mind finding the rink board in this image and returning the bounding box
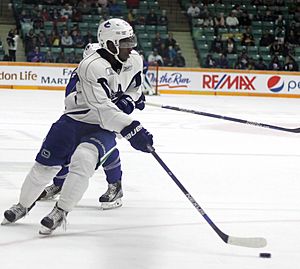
[0,62,299,98]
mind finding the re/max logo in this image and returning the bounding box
[203,74,256,90]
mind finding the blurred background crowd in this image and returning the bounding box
[0,0,299,71]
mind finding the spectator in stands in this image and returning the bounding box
[148,49,164,66]
[263,9,275,21]
[187,2,200,20]
[109,0,122,16]
[241,27,255,46]
[61,29,74,47]
[84,30,97,45]
[49,8,62,22]
[251,0,263,4]
[173,50,186,67]
[274,27,285,45]
[194,18,204,27]
[203,15,214,27]
[33,11,44,29]
[216,53,229,69]
[27,46,45,62]
[286,30,299,45]
[231,4,243,18]
[24,29,36,54]
[146,9,158,25]
[60,3,73,21]
[41,7,50,21]
[44,49,56,63]
[275,14,286,29]
[268,55,282,70]
[48,29,61,47]
[283,55,299,71]
[270,39,283,56]
[127,9,137,27]
[165,32,177,48]
[205,54,216,68]
[126,0,139,9]
[38,31,48,48]
[97,0,109,8]
[19,9,33,25]
[224,37,236,54]
[158,43,169,61]
[72,8,83,22]
[6,28,19,62]
[77,0,92,15]
[152,32,164,51]
[214,13,225,29]
[226,12,239,28]
[167,45,177,62]
[72,30,85,48]
[235,49,249,69]
[210,35,223,54]
[254,56,268,70]
[260,30,275,47]
[158,10,168,26]
[239,11,251,27]
[234,57,247,69]
[56,51,67,63]
[136,15,146,25]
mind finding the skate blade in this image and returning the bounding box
[39,193,60,201]
[1,218,12,225]
[100,199,122,210]
[39,226,54,236]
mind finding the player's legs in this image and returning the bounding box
[2,115,101,224]
[37,165,69,200]
[40,129,117,234]
[100,148,123,209]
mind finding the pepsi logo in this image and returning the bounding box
[267,76,284,92]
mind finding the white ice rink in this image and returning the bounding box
[0,90,300,269]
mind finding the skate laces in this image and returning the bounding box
[48,206,67,228]
[11,203,27,216]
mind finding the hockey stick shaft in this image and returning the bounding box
[147,102,300,133]
[147,145,267,248]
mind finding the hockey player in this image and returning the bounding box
[2,18,154,234]
[38,42,146,210]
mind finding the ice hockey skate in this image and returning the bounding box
[37,184,62,201]
[1,202,34,225]
[39,203,67,235]
[99,180,123,210]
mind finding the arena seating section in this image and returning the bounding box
[180,0,299,69]
[10,0,166,63]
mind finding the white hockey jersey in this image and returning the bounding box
[64,49,144,133]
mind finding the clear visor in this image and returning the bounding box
[119,35,137,48]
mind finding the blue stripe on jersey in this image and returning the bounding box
[65,69,79,97]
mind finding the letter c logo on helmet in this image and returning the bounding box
[104,21,111,28]
[97,18,135,56]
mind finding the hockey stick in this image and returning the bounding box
[147,145,267,248]
[147,102,300,133]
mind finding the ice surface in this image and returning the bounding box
[0,90,300,269]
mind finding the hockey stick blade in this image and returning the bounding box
[227,236,267,248]
[146,102,300,133]
[147,145,267,248]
